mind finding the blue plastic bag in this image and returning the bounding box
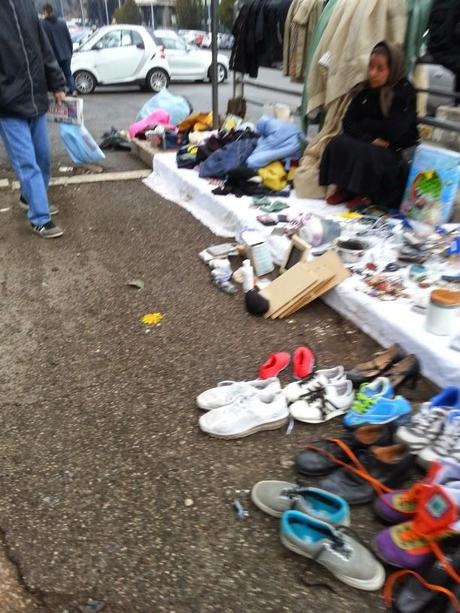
[59,123,105,165]
[136,89,192,126]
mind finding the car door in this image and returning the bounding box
[92,29,146,83]
[92,30,125,82]
[159,36,203,79]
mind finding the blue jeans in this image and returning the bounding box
[0,114,51,226]
[59,58,76,93]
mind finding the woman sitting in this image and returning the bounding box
[319,41,419,210]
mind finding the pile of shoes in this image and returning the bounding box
[197,344,423,438]
[197,346,316,438]
[251,481,386,592]
[196,338,460,608]
[374,461,460,612]
[396,387,460,468]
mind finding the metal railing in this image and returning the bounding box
[235,74,460,136]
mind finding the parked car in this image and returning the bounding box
[71,25,171,94]
[153,29,229,83]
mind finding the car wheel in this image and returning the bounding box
[208,63,228,84]
[74,70,96,95]
[147,68,170,93]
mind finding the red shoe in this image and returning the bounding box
[326,190,350,205]
[259,352,291,379]
[347,196,371,210]
[293,346,315,379]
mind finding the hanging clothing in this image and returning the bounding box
[428,0,460,97]
[231,0,294,77]
[319,77,419,208]
[283,0,323,81]
[283,0,302,77]
[306,0,407,114]
[404,0,434,75]
[300,0,340,122]
[294,93,353,198]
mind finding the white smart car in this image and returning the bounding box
[153,29,229,84]
[71,25,172,94]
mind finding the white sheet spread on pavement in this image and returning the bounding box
[145,152,460,388]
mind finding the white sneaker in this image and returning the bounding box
[284,367,345,404]
[417,410,460,468]
[396,404,449,452]
[196,377,281,410]
[199,390,288,438]
[289,380,354,424]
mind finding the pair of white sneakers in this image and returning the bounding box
[284,366,354,424]
[197,378,288,439]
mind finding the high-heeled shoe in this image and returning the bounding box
[385,355,420,390]
[347,343,404,387]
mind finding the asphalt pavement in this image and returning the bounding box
[0,155,437,612]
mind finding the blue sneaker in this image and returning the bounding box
[430,387,460,410]
[344,395,412,428]
[343,377,394,429]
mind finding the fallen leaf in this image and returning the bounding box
[142,312,164,326]
[127,279,144,290]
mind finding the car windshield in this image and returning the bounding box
[77,29,99,50]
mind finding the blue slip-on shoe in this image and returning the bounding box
[343,377,394,429]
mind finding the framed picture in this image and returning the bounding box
[280,234,310,274]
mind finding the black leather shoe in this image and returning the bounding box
[318,444,413,505]
[394,538,460,613]
[295,424,395,477]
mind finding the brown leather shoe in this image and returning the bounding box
[347,343,404,387]
[385,354,420,390]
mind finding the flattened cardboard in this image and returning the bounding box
[260,262,319,318]
[261,251,350,319]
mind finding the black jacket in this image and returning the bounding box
[343,79,420,151]
[428,0,460,74]
[0,0,66,118]
[42,15,73,62]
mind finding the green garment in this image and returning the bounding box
[300,0,340,129]
[404,0,434,74]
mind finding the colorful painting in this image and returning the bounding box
[401,145,460,225]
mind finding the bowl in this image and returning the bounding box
[336,238,370,264]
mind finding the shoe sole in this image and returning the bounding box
[280,534,385,591]
[31,228,64,239]
[202,416,288,439]
[290,406,349,424]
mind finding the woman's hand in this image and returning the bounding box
[372,138,390,148]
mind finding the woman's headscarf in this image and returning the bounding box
[371,41,405,117]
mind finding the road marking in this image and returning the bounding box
[0,179,9,189]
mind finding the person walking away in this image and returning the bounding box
[319,41,419,211]
[0,0,66,238]
[42,2,77,96]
